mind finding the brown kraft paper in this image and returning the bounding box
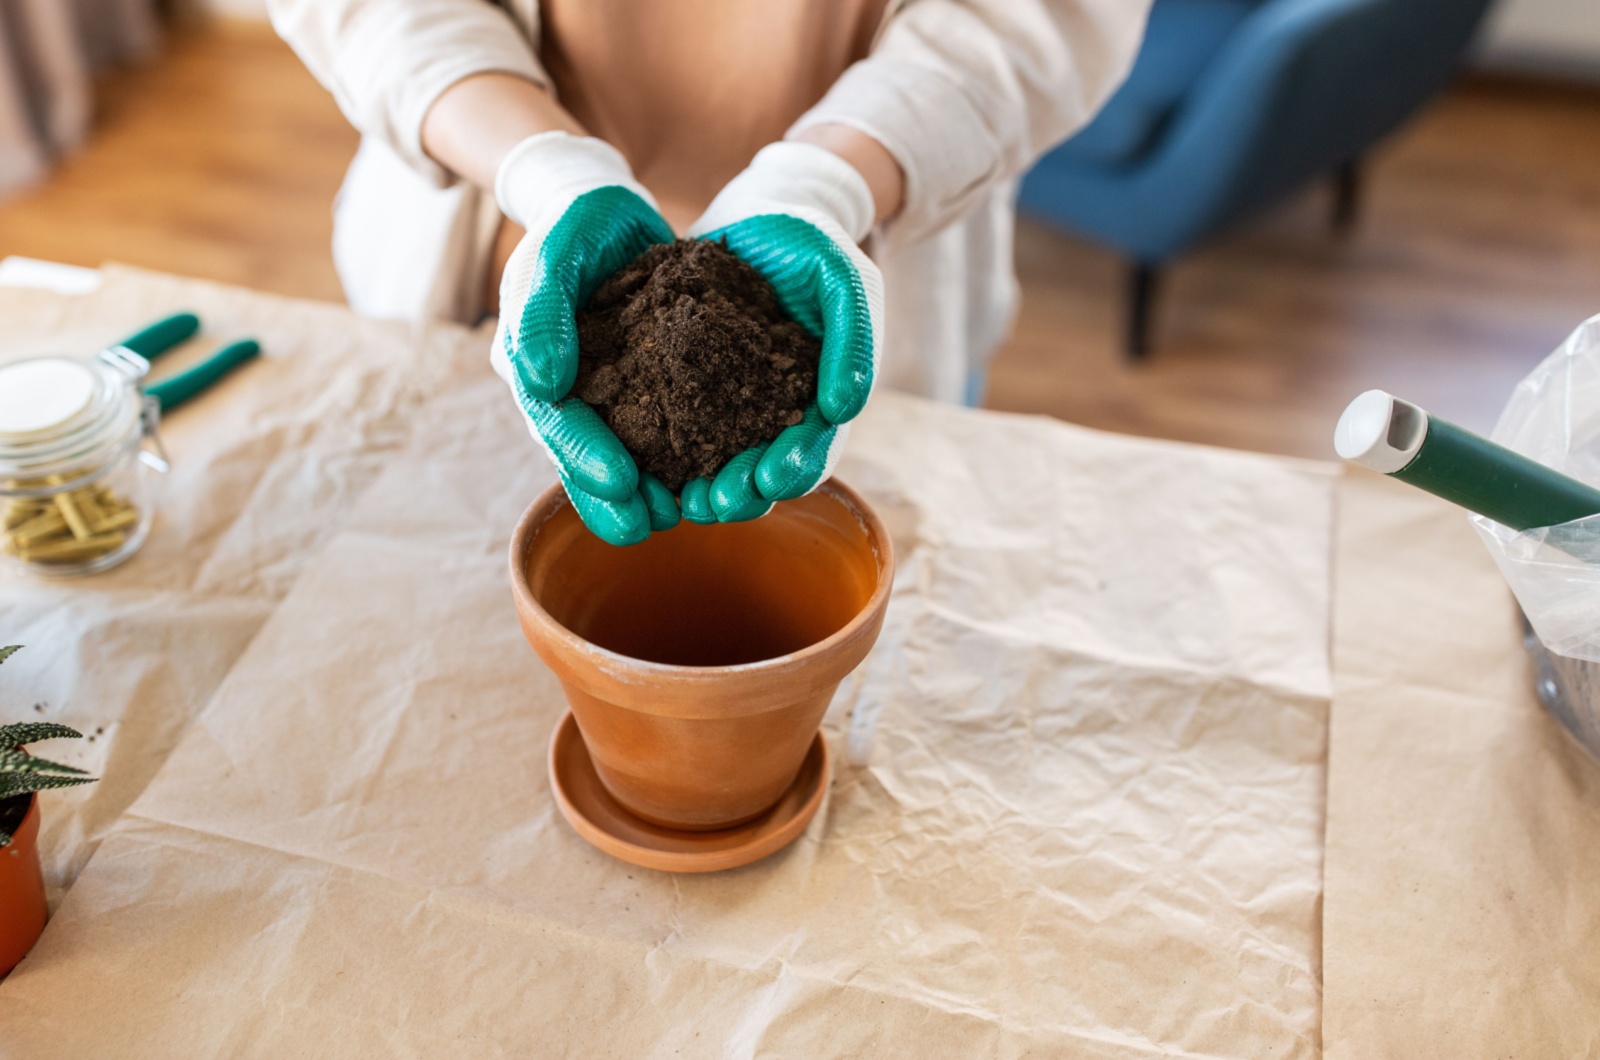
[1323,470,1600,1056]
[0,265,482,902]
[1,336,1335,1057]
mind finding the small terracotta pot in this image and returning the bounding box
[1,794,48,977]
[511,480,893,831]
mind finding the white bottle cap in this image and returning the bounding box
[1334,389,1428,474]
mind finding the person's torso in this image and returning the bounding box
[517,0,890,230]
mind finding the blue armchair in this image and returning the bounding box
[1017,0,1495,358]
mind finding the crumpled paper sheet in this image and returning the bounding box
[1323,470,1600,1057]
[0,265,481,898]
[0,340,1337,1059]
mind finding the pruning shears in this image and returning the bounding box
[110,312,260,413]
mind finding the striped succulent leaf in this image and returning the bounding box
[0,771,96,800]
[0,748,88,777]
[0,722,83,748]
[0,646,98,829]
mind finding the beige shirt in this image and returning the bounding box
[539,0,887,230]
[268,0,1150,402]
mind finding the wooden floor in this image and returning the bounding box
[0,22,356,302]
[3,22,1598,459]
[994,76,1600,456]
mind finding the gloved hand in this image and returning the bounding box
[491,131,680,545]
[685,141,884,524]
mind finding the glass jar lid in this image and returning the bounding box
[0,350,148,486]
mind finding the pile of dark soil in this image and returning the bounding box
[574,239,819,493]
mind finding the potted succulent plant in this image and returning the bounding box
[1,646,96,977]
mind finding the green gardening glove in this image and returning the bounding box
[683,141,885,524]
[491,132,680,545]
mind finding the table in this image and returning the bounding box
[0,266,1594,1057]
[1325,472,1600,1056]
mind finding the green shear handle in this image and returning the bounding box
[114,312,261,413]
[117,312,200,359]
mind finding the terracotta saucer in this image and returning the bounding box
[547,712,830,873]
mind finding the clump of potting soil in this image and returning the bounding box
[573,239,819,493]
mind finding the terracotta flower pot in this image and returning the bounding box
[511,479,893,831]
[1,794,48,977]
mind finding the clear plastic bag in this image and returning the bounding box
[1472,313,1600,663]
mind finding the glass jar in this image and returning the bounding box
[0,346,167,576]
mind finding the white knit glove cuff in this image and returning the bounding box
[493,131,658,230]
[687,141,875,245]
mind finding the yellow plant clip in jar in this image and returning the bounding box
[0,346,168,576]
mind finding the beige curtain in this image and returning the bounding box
[0,0,158,196]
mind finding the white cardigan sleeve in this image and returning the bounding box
[267,0,547,187]
[788,0,1150,242]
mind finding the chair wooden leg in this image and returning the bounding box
[1127,262,1160,361]
[1332,159,1363,233]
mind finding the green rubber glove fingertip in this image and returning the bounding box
[639,473,681,532]
[563,478,651,546]
[756,407,837,501]
[531,400,639,503]
[528,342,577,405]
[712,447,774,522]
[680,478,717,524]
[819,383,869,427]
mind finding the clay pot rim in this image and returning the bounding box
[509,478,895,680]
